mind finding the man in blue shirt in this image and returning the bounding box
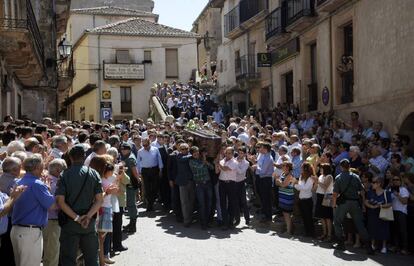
[333,142,350,176]
[252,143,275,223]
[291,148,303,179]
[11,154,55,266]
[137,138,163,212]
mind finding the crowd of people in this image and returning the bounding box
[0,80,413,266]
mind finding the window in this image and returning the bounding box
[116,50,131,64]
[308,42,318,111]
[144,50,152,62]
[340,23,353,104]
[18,94,22,119]
[235,50,241,75]
[165,48,179,78]
[120,87,132,113]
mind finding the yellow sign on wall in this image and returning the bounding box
[102,90,111,100]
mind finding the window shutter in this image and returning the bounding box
[144,50,152,61]
[165,48,178,78]
[116,50,131,64]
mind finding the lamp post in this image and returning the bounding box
[56,37,72,122]
[58,37,72,59]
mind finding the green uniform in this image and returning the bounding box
[333,171,369,241]
[122,153,138,219]
[56,163,103,266]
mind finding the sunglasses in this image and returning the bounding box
[392,179,401,181]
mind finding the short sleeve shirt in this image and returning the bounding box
[56,164,102,215]
[122,154,137,179]
[333,172,363,200]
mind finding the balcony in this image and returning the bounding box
[224,0,267,39]
[286,0,315,32]
[266,7,290,45]
[316,0,350,13]
[235,54,260,82]
[0,0,45,86]
[55,0,71,37]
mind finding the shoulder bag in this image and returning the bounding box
[379,191,394,221]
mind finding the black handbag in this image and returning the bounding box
[58,169,90,227]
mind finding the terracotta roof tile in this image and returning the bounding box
[86,18,199,38]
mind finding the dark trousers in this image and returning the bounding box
[0,218,15,266]
[334,200,369,242]
[171,184,183,220]
[142,167,159,208]
[112,207,123,249]
[236,181,250,222]
[257,176,273,220]
[159,174,171,209]
[219,180,238,226]
[299,198,315,237]
[393,211,408,250]
[195,182,213,226]
[60,221,99,266]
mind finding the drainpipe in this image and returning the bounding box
[97,34,102,122]
[246,31,250,110]
[329,16,334,112]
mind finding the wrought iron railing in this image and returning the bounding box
[235,54,260,80]
[266,7,284,40]
[0,0,44,62]
[58,56,74,78]
[239,0,267,24]
[224,5,240,35]
[286,0,315,26]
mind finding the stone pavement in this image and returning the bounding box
[113,208,413,266]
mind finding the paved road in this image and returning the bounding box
[112,207,412,266]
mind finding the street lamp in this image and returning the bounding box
[58,38,72,59]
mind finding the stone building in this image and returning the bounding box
[265,0,414,140]
[210,0,272,116]
[0,0,71,121]
[192,2,222,78]
[63,5,198,122]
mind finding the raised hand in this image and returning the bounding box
[10,185,28,200]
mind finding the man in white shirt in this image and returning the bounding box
[236,127,249,145]
[235,146,250,226]
[216,147,238,230]
[84,140,107,166]
[288,135,302,154]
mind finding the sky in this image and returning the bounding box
[153,0,210,31]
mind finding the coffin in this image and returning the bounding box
[183,129,222,158]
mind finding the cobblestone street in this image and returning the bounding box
[113,207,413,266]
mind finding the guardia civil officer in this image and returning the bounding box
[332,159,374,254]
[56,145,104,266]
